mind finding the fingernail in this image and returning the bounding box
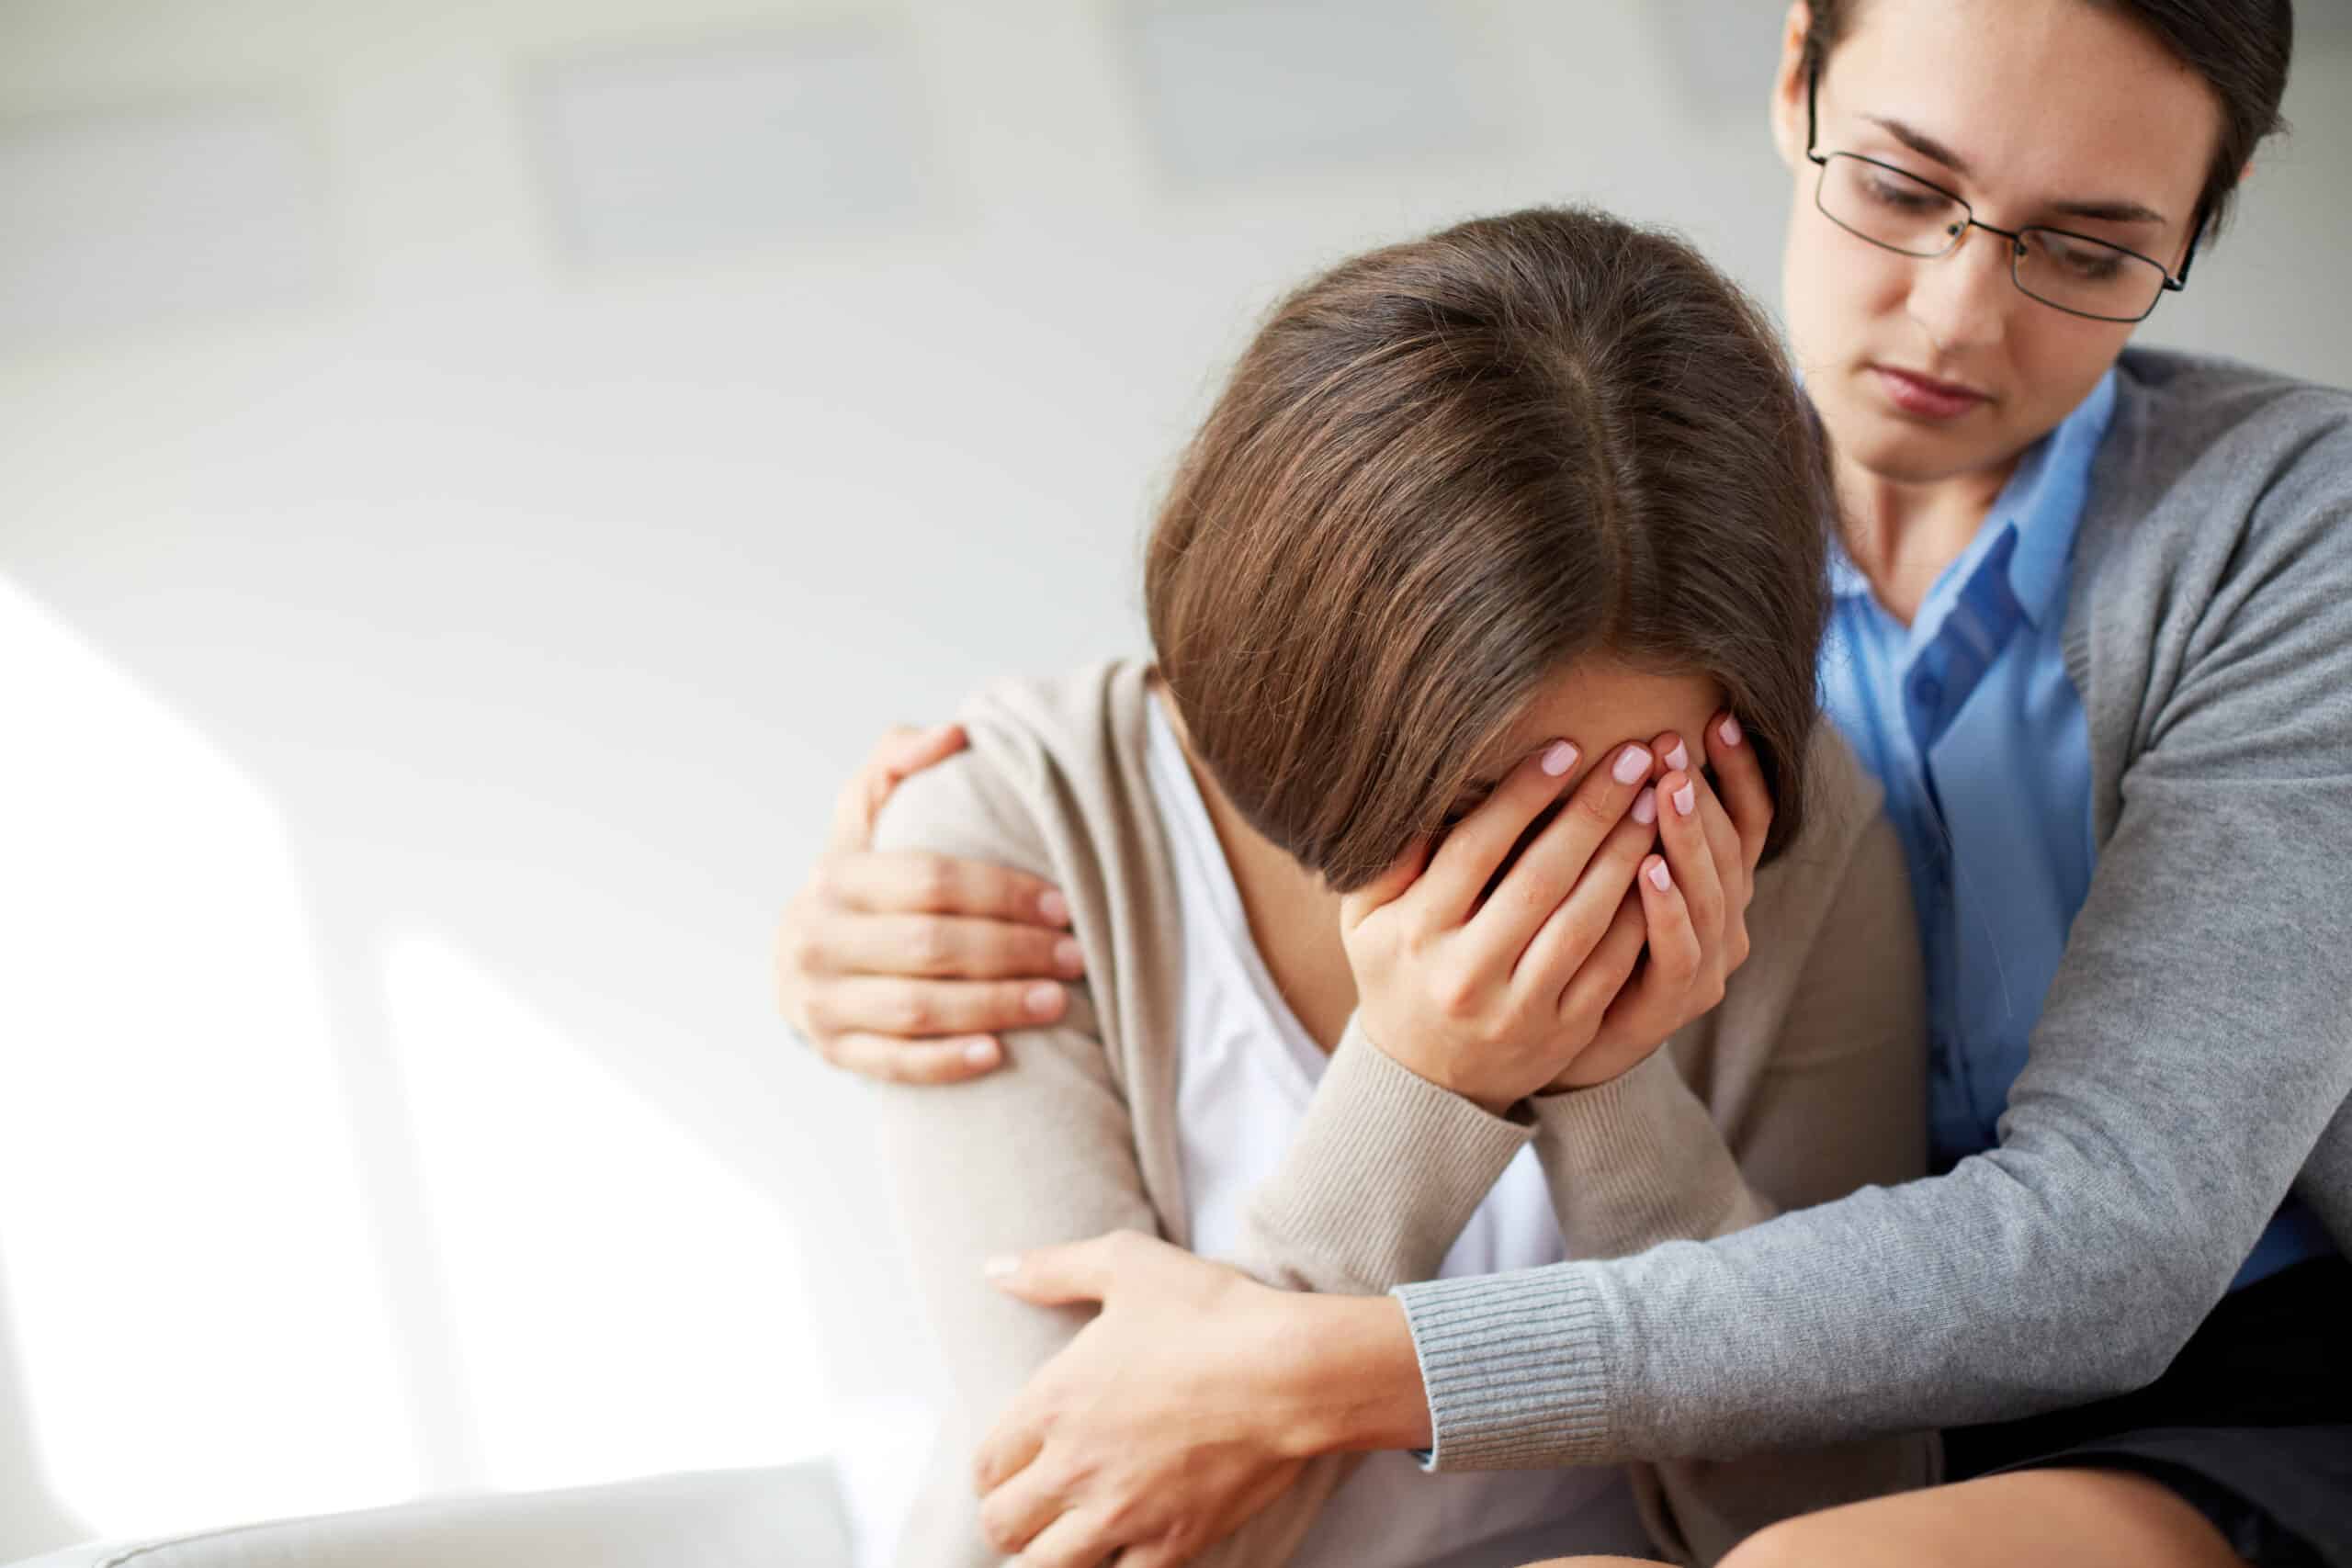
[1024,982,1063,1018]
[983,1255,1020,1280]
[964,1039,1001,1067]
[1719,715,1743,748]
[1673,782,1696,817]
[1612,746,1651,785]
[1541,740,1579,777]
[1647,859,1673,892]
[1665,739,1689,773]
[1632,786,1657,825]
[1053,937,1085,975]
[1038,889,1071,925]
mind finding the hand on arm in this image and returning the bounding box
[777,722,1084,1083]
[975,1235,1432,1568]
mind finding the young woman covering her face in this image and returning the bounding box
[786,1,2352,1563]
[866,208,1933,1568]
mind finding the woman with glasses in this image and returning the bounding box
[783,1,2350,1564]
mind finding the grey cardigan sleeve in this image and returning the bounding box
[1396,412,2352,1472]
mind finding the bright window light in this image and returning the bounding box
[380,928,829,1491]
[0,578,416,1537]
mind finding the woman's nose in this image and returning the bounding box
[1905,222,2015,357]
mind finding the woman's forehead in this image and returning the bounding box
[1496,661,1722,761]
[1827,0,2217,231]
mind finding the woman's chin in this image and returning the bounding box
[1826,399,2007,489]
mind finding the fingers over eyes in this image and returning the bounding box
[1551,890,1650,1030]
[1653,770,1727,938]
[1419,740,1583,920]
[1500,803,1656,987]
[1704,710,1772,874]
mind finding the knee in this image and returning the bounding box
[1721,1506,1931,1568]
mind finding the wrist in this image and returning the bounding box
[1351,1010,1521,1118]
[1260,1290,1433,1458]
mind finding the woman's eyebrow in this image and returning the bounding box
[1861,113,2169,226]
[1863,113,1975,176]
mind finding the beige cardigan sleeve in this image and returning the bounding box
[866,732,1498,1568]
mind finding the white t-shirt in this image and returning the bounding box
[1142,694,1648,1568]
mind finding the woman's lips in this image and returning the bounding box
[1871,364,1990,421]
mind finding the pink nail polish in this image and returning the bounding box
[1038,889,1071,925]
[1053,937,1085,974]
[1613,746,1651,785]
[1025,983,1062,1018]
[1665,740,1689,773]
[1647,860,1673,892]
[1541,740,1578,777]
[964,1039,1000,1067]
[1673,782,1696,817]
[1718,715,1743,748]
[1632,787,1657,826]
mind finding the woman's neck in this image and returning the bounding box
[1836,449,2017,626]
[1154,683,1357,1053]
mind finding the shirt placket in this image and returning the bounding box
[1906,537,2023,1161]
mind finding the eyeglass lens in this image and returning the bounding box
[1816,154,2167,321]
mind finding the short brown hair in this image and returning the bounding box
[1146,207,1833,894]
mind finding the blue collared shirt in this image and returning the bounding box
[1818,368,2332,1292]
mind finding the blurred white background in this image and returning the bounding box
[2,0,2347,1560]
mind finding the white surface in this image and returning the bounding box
[0,1463,852,1568]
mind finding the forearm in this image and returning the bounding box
[1281,1292,1435,1456]
[1232,1019,1534,1294]
[1529,1048,1773,1261]
[1395,1142,2265,1472]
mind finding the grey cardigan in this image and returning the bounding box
[1385,347,2352,1468]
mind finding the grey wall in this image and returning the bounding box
[1,0,2346,1558]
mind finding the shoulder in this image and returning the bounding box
[2101,349,2352,547]
[2111,347,2352,443]
[1776,720,1889,885]
[868,658,1157,882]
[1742,722,1902,976]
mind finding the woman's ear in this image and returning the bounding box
[1768,1,1814,171]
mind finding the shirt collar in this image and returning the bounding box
[1824,367,2118,628]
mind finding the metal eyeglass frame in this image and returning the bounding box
[1804,62,2201,323]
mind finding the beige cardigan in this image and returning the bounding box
[867,660,1933,1567]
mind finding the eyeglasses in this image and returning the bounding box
[1804,64,2200,323]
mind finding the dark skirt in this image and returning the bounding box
[1942,1255,2352,1568]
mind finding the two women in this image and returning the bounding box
[787,0,2352,1563]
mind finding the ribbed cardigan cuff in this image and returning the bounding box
[1242,1018,1533,1291]
[1394,1262,1612,1472]
[1529,1047,1752,1258]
